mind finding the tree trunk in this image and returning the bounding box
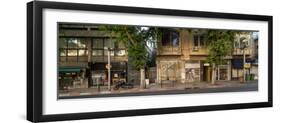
[211,64,216,85]
[140,68,145,89]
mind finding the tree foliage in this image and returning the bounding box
[206,30,236,65]
[99,25,160,70]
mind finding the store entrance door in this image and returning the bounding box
[216,65,228,80]
[203,66,211,82]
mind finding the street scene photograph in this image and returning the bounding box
[57,23,259,99]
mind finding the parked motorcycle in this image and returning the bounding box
[113,80,134,90]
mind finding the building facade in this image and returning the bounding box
[156,29,258,84]
[58,23,128,89]
[58,23,258,90]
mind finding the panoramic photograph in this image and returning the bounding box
[57,23,259,99]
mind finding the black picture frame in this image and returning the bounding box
[27,1,273,122]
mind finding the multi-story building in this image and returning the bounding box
[58,23,128,89]
[156,28,258,84]
[232,32,258,80]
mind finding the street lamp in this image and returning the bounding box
[240,37,248,83]
[104,47,112,91]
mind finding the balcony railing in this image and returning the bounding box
[233,48,251,55]
[157,46,181,55]
[189,46,208,55]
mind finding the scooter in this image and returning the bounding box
[113,80,134,90]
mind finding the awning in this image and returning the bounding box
[232,59,243,69]
[232,58,257,69]
[59,67,82,73]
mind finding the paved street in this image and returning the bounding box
[59,80,258,99]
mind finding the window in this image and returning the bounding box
[59,38,67,48]
[92,38,103,49]
[115,50,126,56]
[104,38,114,48]
[234,35,250,49]
[78,50,88,56]
[92,38,127,57]
[59,49,67,56]
[117,42,125,49]
[78,40,87,48]
[92,38,104,57]
[58,38,88,62]
[104,50,115,56]
[67,50,77,56]
[234,37,240,48]
[193,34,205,48]
[67,38,78,48]
[162,29,179,47]
[92,50,103,56]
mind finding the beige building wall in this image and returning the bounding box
[157,29,246,83]
[156,29,209,83]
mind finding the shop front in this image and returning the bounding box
[157,60,181,84]
[159,61,178,80]
[232,58,258,81]
[58,67,85,90]
[216,65,229,81]
[90,62,128,87]
[184,61,201,82]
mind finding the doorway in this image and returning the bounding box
[203,66,211,82]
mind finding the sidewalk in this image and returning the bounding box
[59,80,258,98]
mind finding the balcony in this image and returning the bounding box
[233,48,252,55]
[157,46,181,55]
[189,46,208,56]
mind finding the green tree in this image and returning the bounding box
[99,25,160,88]
[206,30,235,84]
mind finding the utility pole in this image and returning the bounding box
[105,47,111,91]
[243,46,246,83]
[108,48,111,91]
[238,33,247,83]
[241,36,248,83]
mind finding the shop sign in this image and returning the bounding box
[204,63,210,66]
[185,63,200,68]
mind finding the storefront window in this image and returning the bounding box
[216,65,229,80]
[185,61,200,82]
